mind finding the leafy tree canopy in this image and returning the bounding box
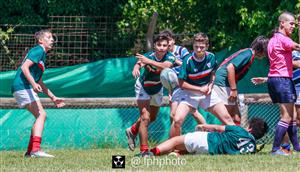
[0,0,299,53]
[118,0,300,51]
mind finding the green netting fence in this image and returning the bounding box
[0,97,282,150]
[0,56,293,150]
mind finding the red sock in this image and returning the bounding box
[234,121,241,126]
[140,144,149,152]
[150,147,160,155]
[130,123,138,136]
[26,135,33,153]
[31,136,42,152]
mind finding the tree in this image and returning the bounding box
[118,0,300,52]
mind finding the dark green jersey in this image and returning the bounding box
[178,52,217,86]
[11,45,46,93]
[207,125,256,155]
[139,51,175,95]
[214,48,255,87]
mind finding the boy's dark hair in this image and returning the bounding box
[160,29,174,39]
[250,36,269,57]
[154,34,169,44]
[193,32,209,45]
[248,117,268,140]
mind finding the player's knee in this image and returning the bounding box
[222,115,234,125]
[280,114,292,123]
[140,108,149,115]
[173,118,183,128]
[37,110,47,120]
[170,111,176,119]
[140,114,150,124]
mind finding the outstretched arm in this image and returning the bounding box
[227,63,238,102]
[292,42,300,51]
[251,77,267,85]
[135,53,173,70]
[38,79,65,108]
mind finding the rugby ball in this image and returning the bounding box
[160,68,179,91]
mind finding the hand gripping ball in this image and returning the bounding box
[160,68,179,92]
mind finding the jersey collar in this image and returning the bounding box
[192,52,206,62]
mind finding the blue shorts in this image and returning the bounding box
[267,77,296,103]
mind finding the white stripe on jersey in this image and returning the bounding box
[293,73,300,81]
[144,80,161,85]
[189,68,213,77]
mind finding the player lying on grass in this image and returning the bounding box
[149,118,268,156]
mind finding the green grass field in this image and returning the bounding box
[0,145,299,172]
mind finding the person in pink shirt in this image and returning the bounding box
[267,11,300,155]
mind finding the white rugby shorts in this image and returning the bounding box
[13,89,40,108]
[200,85,236,109]
[171,88,205,109]
[184,131,209,154]
[135,79,163,107]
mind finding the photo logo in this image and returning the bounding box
[130,156,186,168]
[112,155,125,168]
